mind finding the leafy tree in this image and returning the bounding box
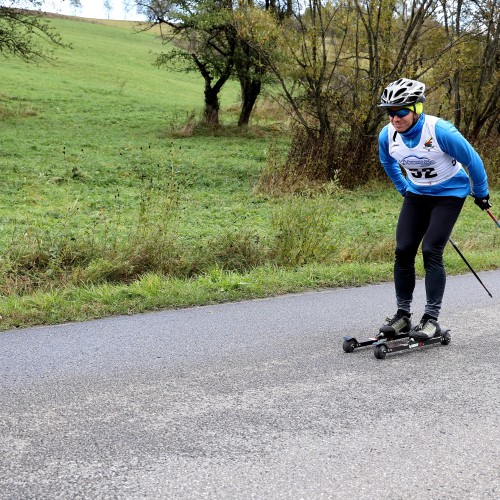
[232,0,293,127]
[137,0,237,127]
[137,0,291,127]
[0,0,67,62]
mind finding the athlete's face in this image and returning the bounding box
[388,107,416,133]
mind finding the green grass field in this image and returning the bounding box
[0,16,498,330]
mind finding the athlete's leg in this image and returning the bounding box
[421,196,466,318]
[394,193,430,314]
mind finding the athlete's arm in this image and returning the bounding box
[434,120,489,198]
[378,125,409,196]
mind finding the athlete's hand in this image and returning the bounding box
[474,194,492,211]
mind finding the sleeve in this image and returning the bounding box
[434,120,489,198]
[378,125,409,196]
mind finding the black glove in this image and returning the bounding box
[474,194,492,211]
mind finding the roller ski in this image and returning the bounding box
[342,312,412,353]
[373,318,451,359]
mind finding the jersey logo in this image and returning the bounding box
[424,137,434,150]
[399,155,436,167]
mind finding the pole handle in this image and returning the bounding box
[470,193,499,229]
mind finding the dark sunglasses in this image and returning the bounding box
[387,108,412,118]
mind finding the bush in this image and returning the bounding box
[257,126,383,194]
[270,193,337,266]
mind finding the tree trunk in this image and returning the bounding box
[189,39,235,128]
[238,78,261,127]
[204,83,220,126]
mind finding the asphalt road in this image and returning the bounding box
[1,270,499,499]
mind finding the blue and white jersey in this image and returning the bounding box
[378,113,489,198]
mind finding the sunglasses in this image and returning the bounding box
[387,108,412,118]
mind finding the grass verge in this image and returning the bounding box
[1,245,499,330]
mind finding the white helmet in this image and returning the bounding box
[379,78,426,107]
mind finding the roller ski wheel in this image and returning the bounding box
[342,339,357,353]
[374,344,388,359]
[373,329,451,359]
[440,330,451,345]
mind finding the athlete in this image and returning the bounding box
[377,78,491,341]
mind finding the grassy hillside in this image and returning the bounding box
[0,16,498,330]
[0,16,269,262]
[1,17,241,154]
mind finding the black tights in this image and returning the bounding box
[395,193,465,318]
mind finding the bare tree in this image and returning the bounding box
[123,0,134,19]
[465,0,499,139]
[437,0,500,139]
[103,0,113,19]
[240,0,468,186]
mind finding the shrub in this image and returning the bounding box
[270,193,337,266]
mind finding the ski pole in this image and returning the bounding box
[485,208,500,229]
[448,237,493,298]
